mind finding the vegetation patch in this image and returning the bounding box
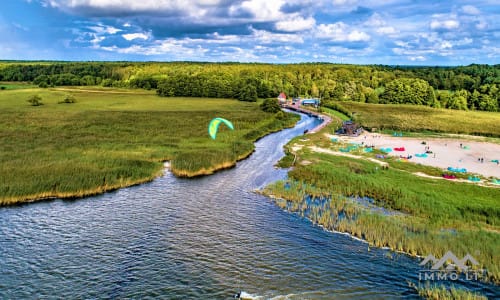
[341,101,500,137]
[0,87,298,205]
[263,103,500,288]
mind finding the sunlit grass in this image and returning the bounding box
[0,87,299,205]
[338,101,500,137]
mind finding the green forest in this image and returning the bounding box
[0,62,499,111]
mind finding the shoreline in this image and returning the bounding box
[1,113,303,206]
[261,190,499,285]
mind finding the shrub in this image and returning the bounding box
[59,94,76,104]
[260,98,281,113]
[27,95,43,106]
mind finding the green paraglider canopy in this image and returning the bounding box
[208,117,234,139]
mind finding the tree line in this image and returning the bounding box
[0,62,498,111]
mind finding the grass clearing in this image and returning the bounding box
[0,87,298,205]
[0,82,37,90]
[338,101,500,137]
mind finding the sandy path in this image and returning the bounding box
[310,146,388,166]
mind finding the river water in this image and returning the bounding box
[1,114,498,299]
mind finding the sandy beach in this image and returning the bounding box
[330,132,500,178]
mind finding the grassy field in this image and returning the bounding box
[262,103,500,292]
[0,87,298,205]
[338,101,500,137]
[0,82,37,90]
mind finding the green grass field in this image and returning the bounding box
[0,87,298,205]
[339,101,500,137]
[0,82,37,90]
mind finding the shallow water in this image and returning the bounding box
[1,114,498,299]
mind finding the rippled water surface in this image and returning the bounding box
[1,114,498,299]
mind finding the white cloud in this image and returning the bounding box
[430,19,459,30]
[332,0,357,6]
[364,13,385,27]
[88,24,121,35]
[250,28,304,44]
[376,26,397,35]
[122,32,149,41]
[439,41,452,49]
[275,16,315,32]
[476,20,487,30]
[409,55,426,61]
[363,13,398,36]
[316,22,370,42]
[461,5,480,15]
[238,0,284,21]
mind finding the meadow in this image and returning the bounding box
[0,86,298,205]
[262,103,500,289]
[339,101,500,137]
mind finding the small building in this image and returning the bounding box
[301,98,320,107]
[338,120,363,136]
[277,92,287,104]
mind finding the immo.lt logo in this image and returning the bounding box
[418,251,483,281]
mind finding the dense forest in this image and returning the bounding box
[0,62,499,111]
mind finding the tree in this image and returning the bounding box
[27,95,43,106]
[380,78,435,106]
[478,94,498,111]
[238,84,257,102]
[260,98,281,113]
[470,90,480,109]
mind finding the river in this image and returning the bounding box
[0,113,498,299]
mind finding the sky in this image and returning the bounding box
[0,0,499,65]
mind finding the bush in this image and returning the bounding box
[260,98,281,113]
[27,95,43,106]
[0,86,6,90]
[59,94,76,104]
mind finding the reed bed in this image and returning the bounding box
[262,151,500,284]
[411,283,488,300]
[0,87,298,205]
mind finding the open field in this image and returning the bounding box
[339,101,500,137]
[263,104,500,287]
[0,87,298,205]
[0,82,37,90]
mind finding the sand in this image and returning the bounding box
[328,132,500,178]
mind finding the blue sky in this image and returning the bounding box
[1,0,499,65]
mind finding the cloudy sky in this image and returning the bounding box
[1,0,499,65]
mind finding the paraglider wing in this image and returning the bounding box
[208,117,234,139]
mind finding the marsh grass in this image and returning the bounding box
[263,147,500,283]
[411,283,488,300]
[0,87,298,205]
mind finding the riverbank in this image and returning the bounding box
[0,87,299,205]
[261,107,500,291]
